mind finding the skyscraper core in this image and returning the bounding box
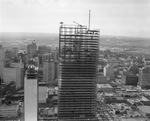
[58,23,100,121]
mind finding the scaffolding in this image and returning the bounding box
[58,23,99,121]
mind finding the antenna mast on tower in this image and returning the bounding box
[89,10,91,29]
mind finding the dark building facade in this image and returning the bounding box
[27,40,37,59]
[139,66,150,89]
[58,23,99,121]
[126,74,138,86]
[122,74,138,86]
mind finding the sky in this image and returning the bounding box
[0,0,150,38]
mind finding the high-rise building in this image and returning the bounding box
[52,50,58,61]
[43,60,55,84]
[0,46,5,78]
[139,66,150,89]
[42,53,52,63]
[46,45,52,53]
[58,23,99,121]
[12,47,19,57]
[24,65,38,121]
[27,40,37,59]
[54,61,59,79]
[38,45,47,54]
[32,57,40,67]
[121,73,138,86]
[3,67,24,89]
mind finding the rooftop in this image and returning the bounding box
[138,106,150,114]
[0,104,18,111]
[97,84,112,88]
[39,86,47,103]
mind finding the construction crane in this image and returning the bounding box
[73,10,91,30]
[73,21,84,27]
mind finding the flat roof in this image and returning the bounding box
[97,84,112,88]
[39,86,47,103]
[0,104,18,111]
[138,106,150,114]
[116,96,124,100]
[122,118,147,121]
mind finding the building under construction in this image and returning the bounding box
[58,23,100,121]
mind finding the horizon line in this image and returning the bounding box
[0,31,150,39]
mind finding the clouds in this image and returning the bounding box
[0,0,150,37]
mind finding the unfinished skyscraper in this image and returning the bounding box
[58,23,100,121]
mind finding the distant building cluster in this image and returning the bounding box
[0,40,59,120]
[0,40,59,89]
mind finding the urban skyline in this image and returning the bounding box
[1,30,150,120]
[1,0,150,121]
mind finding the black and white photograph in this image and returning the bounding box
[0,0,150,121]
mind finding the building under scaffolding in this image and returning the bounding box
[58,23,99,121]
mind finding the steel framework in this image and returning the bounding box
[58,23,99,121]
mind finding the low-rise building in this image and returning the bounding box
[97,75,107,84]
[138,106,150,118]
[97,84,113,93]
[0,104,19,119]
